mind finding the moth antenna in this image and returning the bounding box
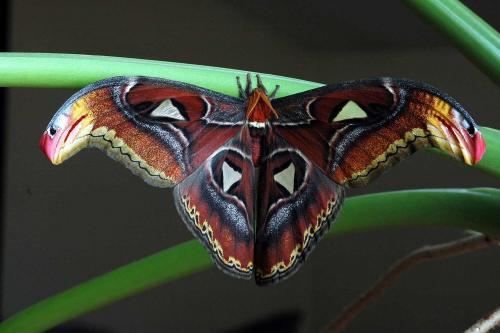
[245,73,252,96]
[256,74,268,94]
[268,85,280,99]
[236,76,245,98]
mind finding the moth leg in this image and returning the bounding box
[268,84,280,99]
[236,76,246,98]
[245,73,253,96]
[256,74,267,94]
[256,74,279,98]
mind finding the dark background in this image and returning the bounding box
[2,1,499,332]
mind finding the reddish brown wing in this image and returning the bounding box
[174,128,255,278]
[40,76,245,187]
[41,76,256,279]
[255,134,344,285]
[271,78,485,187]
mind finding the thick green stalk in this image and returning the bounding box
[1,188,499,333]
[0,53,319,97]
[403,0,500,83]
[331,188,500,236]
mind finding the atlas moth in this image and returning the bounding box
[40,74,486,285]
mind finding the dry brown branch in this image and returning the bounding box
[463,306,500,333]
[324,234,500,333]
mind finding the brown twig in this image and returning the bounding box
[464,306,500,333]
[324,234,500,333]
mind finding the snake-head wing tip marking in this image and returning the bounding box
[40,100,95,165]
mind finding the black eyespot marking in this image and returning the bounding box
[453,109,476,136]
[48,127,57,137]
[463,119,476,135]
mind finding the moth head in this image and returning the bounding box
[40,100,95,165]
[425,101,485,165]
[245,88,278,123]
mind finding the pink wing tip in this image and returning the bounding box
[472,131,486,164]
[39,132,55,163]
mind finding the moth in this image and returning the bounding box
[40,74,486,285]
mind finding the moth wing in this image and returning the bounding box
[40,76,245,187]
[272,78,485,187]
[255,135,344,285]
[174,129,255,278]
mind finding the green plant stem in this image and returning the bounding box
[0,188,499,333]
[0,53,499,177]
[403,0,500,84]
[331,188,500,236]
[0,53,319,97]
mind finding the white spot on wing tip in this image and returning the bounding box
[332,101,368,122]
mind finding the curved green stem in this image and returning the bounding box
[0,52,319,97]
[403,0,500,84]
[331,188,500,236]
[0,188,499,333]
